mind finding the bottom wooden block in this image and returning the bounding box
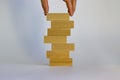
[49,58,72,66]
[49,62,72,66]
[50,58,72,63]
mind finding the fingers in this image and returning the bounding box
[41,0,76,16]
[64,0,73,16]
[41,0,49,15]
[64,0,77,16]
[71,0,77,14]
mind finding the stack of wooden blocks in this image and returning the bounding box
[44,13,74,66]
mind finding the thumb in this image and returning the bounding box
[41,0,49,15]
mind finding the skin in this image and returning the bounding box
[41,0,77,16]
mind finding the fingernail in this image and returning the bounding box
[69,11,73,16]
[44,13,47,16]
[44,13,46,15]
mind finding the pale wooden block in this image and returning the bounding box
[47,13,69,21]
[47,51,69,58]
[47,50,69,54]
[51,21,74,29]
[48,29,70,36]
[52,43,75,51]
[44,36,67,43]
[49,62,72,66]
[49,58,72,66]
[50,58,72,63]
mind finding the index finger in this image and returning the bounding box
[64,0,73,16]
[71,0,77,13]
[41,0,49,15]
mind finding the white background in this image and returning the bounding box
[0,0,120,66]
[0,64,120,80]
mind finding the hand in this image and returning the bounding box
[41,0,77,16]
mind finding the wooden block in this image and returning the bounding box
[47,51,69,58]
[48,29,70,36]
[51,21,74,29]
[52,43,74,51]
[44,36,67,43]
[49,62,72,66]
[47,13,69,21]
[49,58,72,66]
[50,58,72,63]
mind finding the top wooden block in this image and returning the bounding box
[47,13,70,21]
